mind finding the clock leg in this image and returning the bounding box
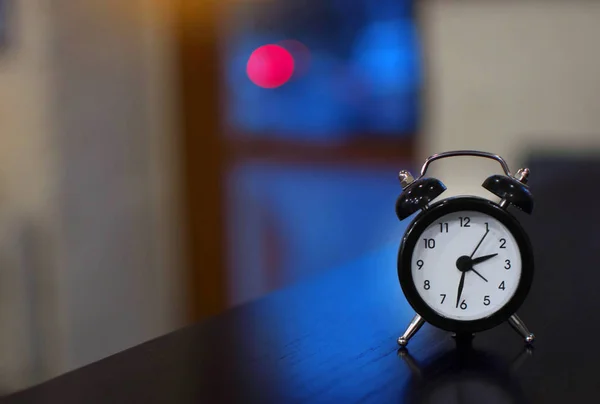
[398,314,425,347]
[508,314,535,344]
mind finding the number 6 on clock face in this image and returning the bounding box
[398,197,534,334]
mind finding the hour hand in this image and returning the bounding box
[472,253,498,266]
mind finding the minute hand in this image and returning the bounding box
[469,229,490,258]
[472,253,498,266]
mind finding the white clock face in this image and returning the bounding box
[410,210,522,321]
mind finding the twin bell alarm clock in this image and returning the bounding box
[395,151,535,347]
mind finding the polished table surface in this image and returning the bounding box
[6,157,600,403]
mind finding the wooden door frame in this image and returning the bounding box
[176,0,228,322]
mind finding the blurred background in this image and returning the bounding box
[1,0,600,395]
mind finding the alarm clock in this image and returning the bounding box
[396,150,535,347]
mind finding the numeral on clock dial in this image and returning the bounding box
[458,217,471,227]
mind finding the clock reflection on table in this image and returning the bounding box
[398,338,532,404]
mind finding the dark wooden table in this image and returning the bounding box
[6,156,600,403]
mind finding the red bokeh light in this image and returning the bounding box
[247,45,295,89]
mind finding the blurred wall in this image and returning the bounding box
[419,0,600,196]
[0,0,184,391]
[0,0,60,391]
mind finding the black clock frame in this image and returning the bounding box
[398,196,534,334]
